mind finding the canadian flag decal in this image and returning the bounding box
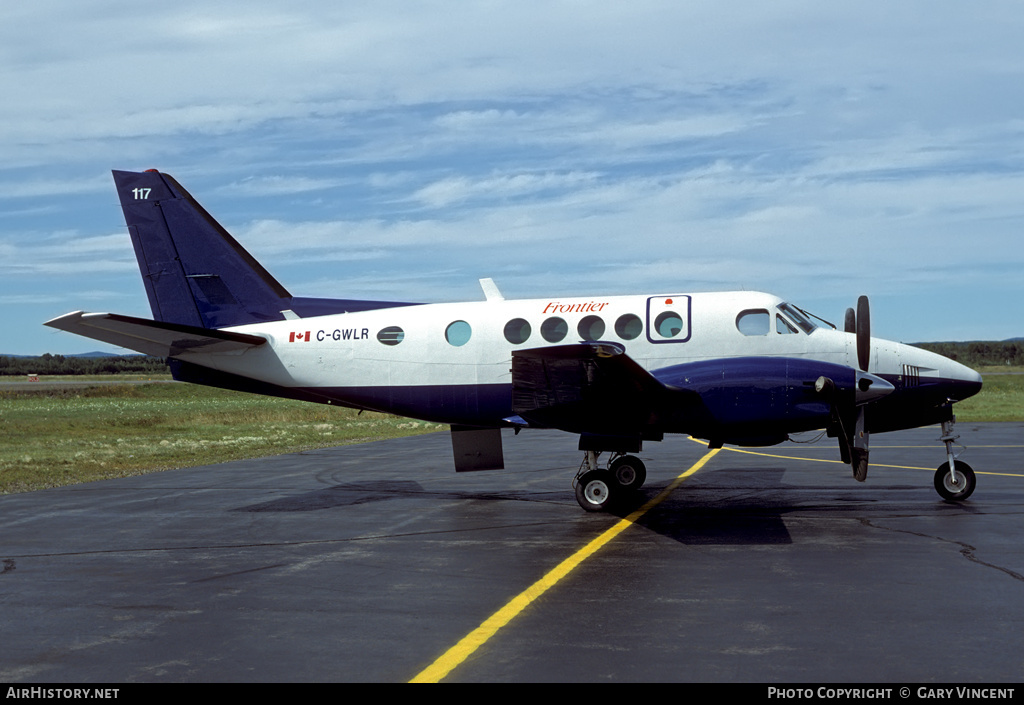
[289,331,311,342]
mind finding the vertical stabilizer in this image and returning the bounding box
[113,170,291,329]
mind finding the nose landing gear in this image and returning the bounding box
[934,416,976,502]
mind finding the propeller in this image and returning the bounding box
[821,296,892,483]
[845,295,871,370]
[847,295,870,481]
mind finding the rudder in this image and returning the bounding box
[113,169,291,329]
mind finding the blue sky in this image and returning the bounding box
[3,1,1022,355]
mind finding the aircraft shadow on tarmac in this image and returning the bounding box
[230,461,983,547]
[624,464,984,545]
[234,479,540,512]
[232,468,797,546]
[627,466,795,545]
[237,481,434,511]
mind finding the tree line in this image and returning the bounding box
[0,354,170,376]
[912,341,1022,368]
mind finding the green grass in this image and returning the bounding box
[0,382,443,494]
[2,370,1021,495]
[955,371,1024,423]
[975,365,1024,374]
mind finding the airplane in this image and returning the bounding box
[46,169,984,512]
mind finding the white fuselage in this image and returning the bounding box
[174,290,978,424]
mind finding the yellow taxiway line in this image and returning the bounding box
[409,447,721,683]
[718,444,1024,478]
[412,433,1023,681]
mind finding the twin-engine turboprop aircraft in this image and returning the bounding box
[46,170,984,511]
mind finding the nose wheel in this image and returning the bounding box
[934,416,976,502]
[935,460,976,502]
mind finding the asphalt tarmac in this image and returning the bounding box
[1,423,1022,683]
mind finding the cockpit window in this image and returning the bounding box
[736,309,770,336]
[777,314,798,334]
[777,303,815,334]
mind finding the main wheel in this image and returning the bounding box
[934,461,976,502]
[575,469,616,512]
[609,455,647,491]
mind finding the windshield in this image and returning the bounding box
[777,302,817,334]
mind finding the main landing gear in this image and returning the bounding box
[574,451,647,512]
[934,416,976,502]
[573,415,977,510]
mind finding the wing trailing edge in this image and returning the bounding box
[44,311,266,358]
[511,342,684,434]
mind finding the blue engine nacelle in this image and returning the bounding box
[651,356,858,445]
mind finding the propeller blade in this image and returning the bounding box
[844,307,856,334]
[851,406,869,482]
[856,295,870,371]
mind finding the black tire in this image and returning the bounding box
[609,455,647,491]
[934,461,976,502]
[575,469,616,512]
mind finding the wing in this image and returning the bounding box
[44,311,266,358]
[511,342,697,434]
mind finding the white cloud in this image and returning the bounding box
[2,2,1024,352]
[411,171,601,208]
[0,232,134,277]
[217,175,347,197]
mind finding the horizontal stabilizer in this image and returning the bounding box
[44,311,266,358]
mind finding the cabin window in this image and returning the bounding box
[654,311,683,338]
[577,315,605,341]
[445,320,472,346]
[736,309,770,336]
[615,313,643,340]
[377,326,405,345]
[541,317,568,343]
[504,318,531,344]
[777,314,798,335]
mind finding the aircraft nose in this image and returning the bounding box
[896,343,983,403]
[952,364,983,401]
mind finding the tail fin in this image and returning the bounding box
[113,169,291,329]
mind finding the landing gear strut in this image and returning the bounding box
[934,416,976,502]
[574,451,647,512]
